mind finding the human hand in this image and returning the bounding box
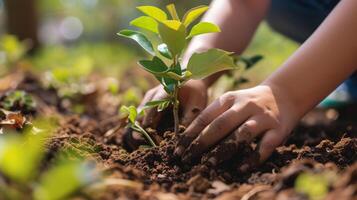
[174,84,301,166]
[139,79,209,128]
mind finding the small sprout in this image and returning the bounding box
[120,106,157,147]
[1,90,36,114]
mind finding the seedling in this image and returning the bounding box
[118,4,240,136]
[1,90,36,114]
[120,105,157,147]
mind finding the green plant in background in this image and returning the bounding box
[0,35,29,68]
[0,90,37,114]
[118,3,241,137]
[120,105,157,147]
[0,119,98,200]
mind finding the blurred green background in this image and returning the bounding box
[0,0,299,85]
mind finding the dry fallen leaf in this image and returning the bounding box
[0,109,29,129]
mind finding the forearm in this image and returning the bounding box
[264,0,357,118]
[184,0,270,86]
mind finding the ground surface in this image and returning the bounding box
[1,71,356,200]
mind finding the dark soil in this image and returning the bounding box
[1,71,356,200]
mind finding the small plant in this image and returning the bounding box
[120,105,157,147]
[118,3,253,139]
[0,90,37,114]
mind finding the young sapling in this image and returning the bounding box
[118,3,243,137]
[120,105,157,147]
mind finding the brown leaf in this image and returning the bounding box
[0,109,28,129]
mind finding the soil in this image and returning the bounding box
[1,71,356,200]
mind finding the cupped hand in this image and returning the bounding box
[174,84,301,165]
[139,79,209,128]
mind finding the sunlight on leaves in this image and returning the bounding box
[187,22,220,39]
[137,6,167,22]
[117,30,155,56]
[130,16,159,34]
[182,6,209,27]
[120,105,138,124]
[187,49,236,79]
[166,4,180,21]
[157,43,172,59]
[158,20,186,56]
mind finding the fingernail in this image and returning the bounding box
[174,146,184,156]
[207,157,218,167]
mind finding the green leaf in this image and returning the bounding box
[156,76,176,94]
[187,22,220,39]
[0,133,46,183]
[120,105,137,124]
[34,161,96,200]
[130,16,159,34]
[158,43,172,59]
[166,4,180,21]
[171,62,183,75]
[137,6,167,22]
[158,20,186,56]
[161,62,185,81]
[144,99,171,112]
[187,48,237,80]
[117,30,155,56]
[158,101,171,112]
[138,56,169,75]
[165,72,183,81]
[182,6,209,27]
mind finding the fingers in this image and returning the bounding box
[180,81,208,127]
[181,106,252,163]
[202,115,273,166]
[258,129,285,163]
[180,98,206,127]
[142,88,168,128]
[174,93,236,156]
[138,88,156,112]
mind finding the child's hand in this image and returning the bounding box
[139,80,209,128]
[174,84,300,165]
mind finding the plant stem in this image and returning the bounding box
[134,122,157,147]
[173,85,179,135]
[172,56,180,135]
